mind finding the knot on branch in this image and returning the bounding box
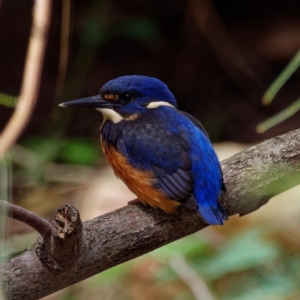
[53,204,81,239]
[36,204,83,271]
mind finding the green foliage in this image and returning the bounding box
[258,49,300,133]
[22,136,65,163]
[116,18,159,43]
[153,229,281,283]
[13,135,102,186]
[0,92,17,108]
[223,271,298,300]
[257,97,300,133]
[81,18,108,46]
[81,16,159,46]
[152,234,211,260]
[21,135,101,166]
[145,228,299,299]
[6,231,39,258]
[262,49,300,105]
[92,261,133,285]
[57,138,100,165]
[194,229,280,280]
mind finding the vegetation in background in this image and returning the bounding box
[0,93,16,108]
[257,49,300,133]
[21,136,101,166]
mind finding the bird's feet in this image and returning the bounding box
[127,198,142,206]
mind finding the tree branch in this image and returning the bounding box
[0,200,52,240]
[1,128,300,299]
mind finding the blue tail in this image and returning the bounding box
[198,203,228,225]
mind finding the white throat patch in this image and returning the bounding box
[96,108,124,124]
[146,101,176,109]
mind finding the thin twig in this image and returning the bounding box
[53,0,71,105]
[262,49,300,105]
[0,200,52,240]
[0,0,52,158]
[256,97,300,133]
[169,255,217,300]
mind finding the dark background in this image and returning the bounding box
[1,0,300,143]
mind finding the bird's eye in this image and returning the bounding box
[121,94,134,103]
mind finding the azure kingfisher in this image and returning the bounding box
[59,75,228,225]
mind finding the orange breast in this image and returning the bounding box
[101,140,180,214]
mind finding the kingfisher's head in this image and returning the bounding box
[59,75,177,123]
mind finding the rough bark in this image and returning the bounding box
[1,128,300,299]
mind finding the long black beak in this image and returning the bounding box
[59,95,116,108]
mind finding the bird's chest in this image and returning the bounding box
[100,120,142,180]
[100,122,121,169]
[100,127,159,204]
[100,138,130,180]
[99,119,184,214]
[100,120,128,156]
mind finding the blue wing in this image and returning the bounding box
[180,110,226,193]
[179,109,228,224]
[105,106,228,225]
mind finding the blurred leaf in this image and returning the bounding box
[22,136,65,163]
[152,234,211,261]
[152,235,213,284]
[92,261,133,285]
[263,49,300,105]
[80,0,109,46]
[2,231,40,259]
[8,231,39,255]
[117,18,159,42]
[256,97,300,133]
[81,18,108,46]
[0,92,17,108]
[21,136,100,166]
[195,229,280,280]
[223,272,298,300]
[58,138,100,165]
[154,266,178,283]
[110,235,208,285]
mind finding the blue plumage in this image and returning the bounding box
[60,75,228,225]
[100,76,178,108]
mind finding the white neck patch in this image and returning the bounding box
[146,101,176,109]
[96,108,124,124]
[97,101,176,126]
